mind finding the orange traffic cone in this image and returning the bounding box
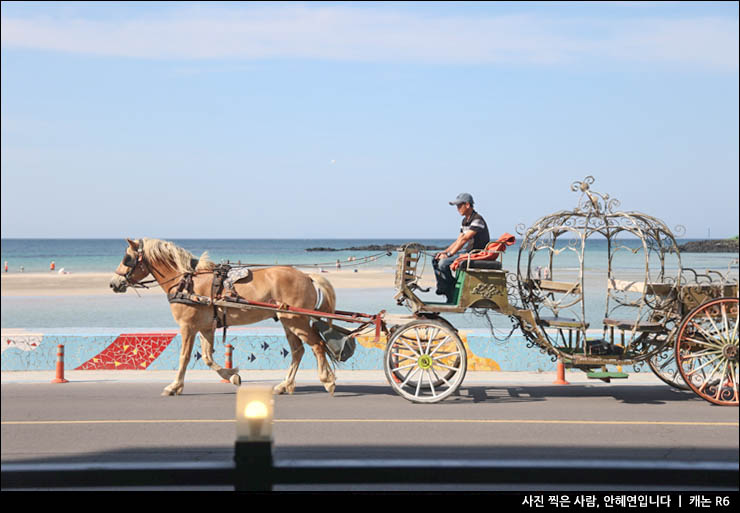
[51,345,69,383]
[221,344,233,383]
[553,359,570,385]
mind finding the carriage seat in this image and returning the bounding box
[450,233,516,272]
[607,279,674,298]
[537,316,589,330]
[535,280,581,294]
[456,259,502,271]
[602,317,663,333]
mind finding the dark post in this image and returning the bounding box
[234,440,273,492]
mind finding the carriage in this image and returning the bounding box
[382,177,738,405]
[112,177,738,405]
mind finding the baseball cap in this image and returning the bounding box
[449,193,474,206]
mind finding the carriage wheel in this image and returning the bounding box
[388,322,460,388]
[675,297,739,406]
[384,319,467,404]
[647,338,691,391]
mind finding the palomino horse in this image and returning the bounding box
[110,238,337,396]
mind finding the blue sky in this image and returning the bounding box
[1,1,738,239]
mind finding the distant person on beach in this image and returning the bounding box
[433,193,490,303]
[4,261,7,273]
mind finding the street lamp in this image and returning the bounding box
[234,385,274,491]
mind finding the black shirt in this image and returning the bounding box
[461,210,490,252]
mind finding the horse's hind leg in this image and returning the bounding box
[310,340,336,396]
[163,324,197,396]
[281,317,336,395]
[274,323,305,395]
[199,329,241,386]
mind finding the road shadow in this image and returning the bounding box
[460,384,701,405]
[289,383,703,406]
[286,384,399,398]
[161,383,721,405]
[0,380,715,405]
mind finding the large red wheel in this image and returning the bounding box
[647,340,691,391]
[675,297,739,406]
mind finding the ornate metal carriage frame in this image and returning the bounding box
[386,177,738,405]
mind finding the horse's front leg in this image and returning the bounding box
[199,328,241,386]
[162,324,197,396]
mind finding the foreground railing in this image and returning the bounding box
[2,456,738,491]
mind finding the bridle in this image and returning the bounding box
[117,239,164,289]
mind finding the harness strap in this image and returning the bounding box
[313,281,324,310]
[210,264,231,341]
[168,292,208,306]
[167,267,231,338]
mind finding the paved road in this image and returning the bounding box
[2,370,738,469]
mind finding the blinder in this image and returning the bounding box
[122,253,138,269]
[120,239,147,284]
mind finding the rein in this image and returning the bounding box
[216,251,392,269]
[123,246,394,296]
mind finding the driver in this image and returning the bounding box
[433,193,490,303]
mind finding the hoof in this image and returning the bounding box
[324,382,336,396]
[273,381,295,395]
[162,385,183,396]
[217,366,240,380]
[230,373,242,386]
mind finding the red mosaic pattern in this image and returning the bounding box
[76,333,176,370]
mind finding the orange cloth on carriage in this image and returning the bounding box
[450,233,516,272]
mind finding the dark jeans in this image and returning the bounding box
[432,252,462,301]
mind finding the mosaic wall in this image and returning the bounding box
[1,329,561,372]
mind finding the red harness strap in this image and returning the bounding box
[450,232,516,272]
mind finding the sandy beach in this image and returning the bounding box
[0,266,683,298]
[1,270,437,297]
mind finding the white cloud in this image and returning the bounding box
[1,5,737,71]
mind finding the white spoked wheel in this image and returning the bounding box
[384,319,467,404]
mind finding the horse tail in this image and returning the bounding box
[309,274,340,365]
[310,274,336,323]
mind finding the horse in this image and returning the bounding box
[109,238,337,396]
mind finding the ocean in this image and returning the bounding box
[2,238,737,331]
[1,238,415,273]
[3,237,737,273]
